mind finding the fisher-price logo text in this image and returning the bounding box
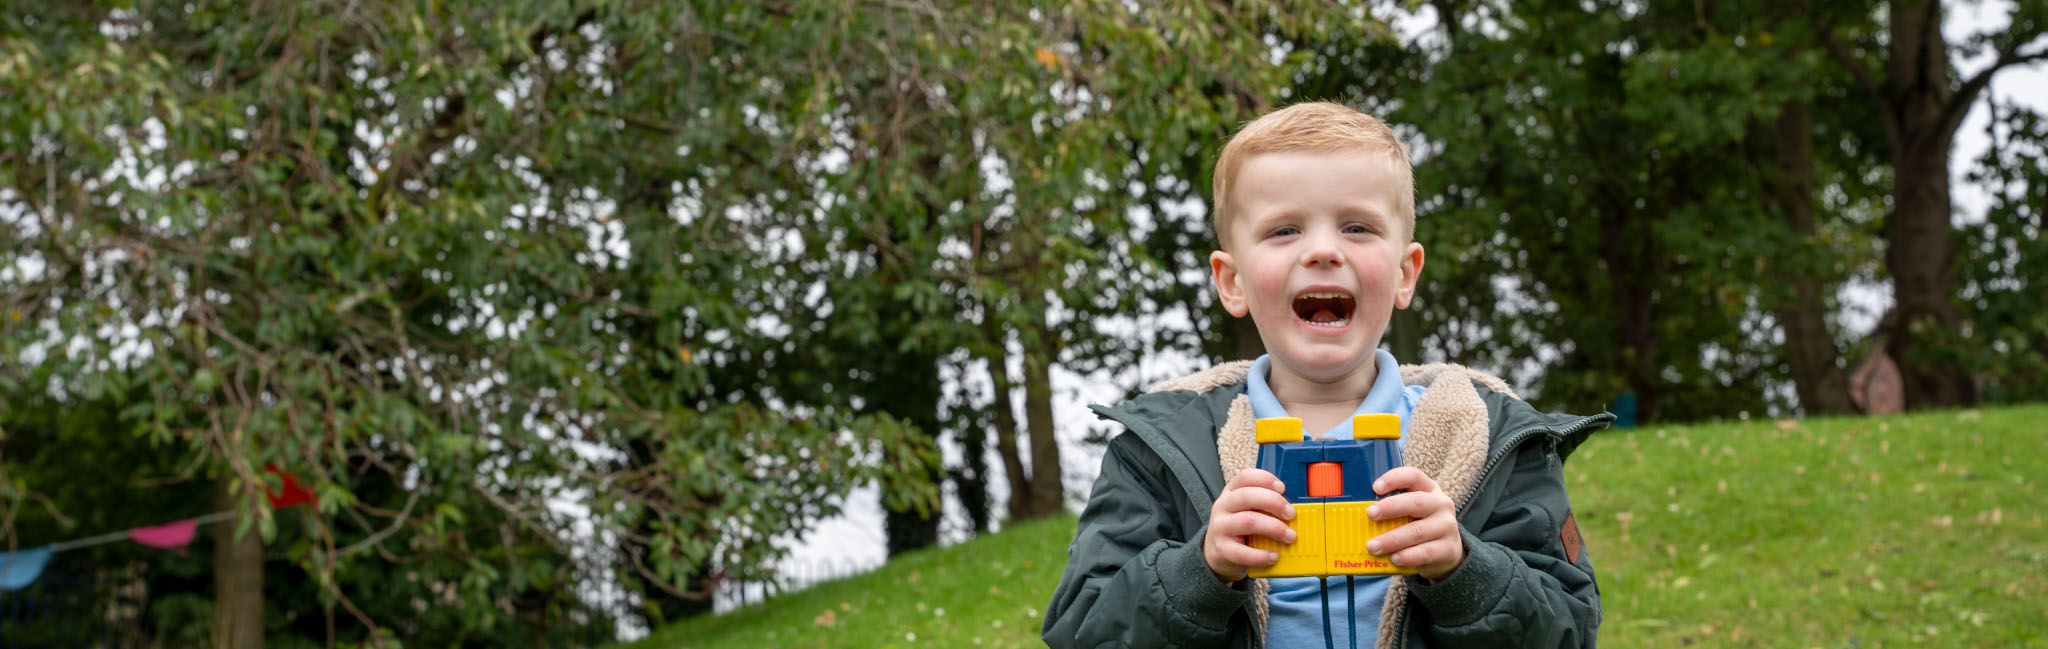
[1335,559,1391,569]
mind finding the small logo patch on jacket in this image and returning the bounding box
[1561,511,1584,563]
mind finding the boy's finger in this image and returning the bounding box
[1391,539,1457,568]
[1372,466,1440,495]
[1367,491,1450,521]
[1227,468,1285,495]
[1218,537,1281,568]
[1364,514,1456,557]
[1218,484,1296,521]
[1219,511,1298,545]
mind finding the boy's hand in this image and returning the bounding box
[1366,466,1465,582]
[1203,468,1297,584]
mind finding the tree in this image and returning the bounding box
[1,2,939,642]
[698,2,1385,529]
[1818,0,2047,409]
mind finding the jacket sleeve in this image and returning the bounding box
[1403,441,1601,648]
[1043,433,1253,649]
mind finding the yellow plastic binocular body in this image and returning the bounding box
[1245,414,1417,578]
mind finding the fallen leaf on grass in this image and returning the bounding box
[814,610,836,627]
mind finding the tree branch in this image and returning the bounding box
[1939,43,2048,142]
[363,9,599,213]
[1818,24,1887,106]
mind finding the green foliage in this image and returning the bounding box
[1273,0,1947,420]
[0,0,1385,643]
[1959,102,2048,404]
[0,1,948,643]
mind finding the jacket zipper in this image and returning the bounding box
[1391,415,1607,648]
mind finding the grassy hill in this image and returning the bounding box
[631,405,2048,648]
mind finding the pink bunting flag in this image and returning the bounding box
[127,518,199,556]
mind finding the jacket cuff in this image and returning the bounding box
[1404,527,1514,628]
[1152,528,1251,629]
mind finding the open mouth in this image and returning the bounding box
[1292,291,1356,327]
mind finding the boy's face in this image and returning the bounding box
[1209,150,1424,384]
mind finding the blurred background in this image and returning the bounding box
[2,1,2043,647]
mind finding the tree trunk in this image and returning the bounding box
[953,424,993,534]
[1756,100,1857,415]
[1231,315,1266,361]
[1388,308,1422,364]
[213,476,263,649]
[1600,199,1660,424]
[879,347,943,555]
[984,342,1034,522]
[1881,0,1979,409]
[1018,305,1065,520]
[883,473,942,555]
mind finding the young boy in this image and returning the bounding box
[1042,102,1608,649]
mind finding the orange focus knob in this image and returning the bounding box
[1307,462,1344,498]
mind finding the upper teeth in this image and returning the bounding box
[1299,292,1349,299]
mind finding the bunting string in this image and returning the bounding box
[0,466,318,591]
[43,510,235,554]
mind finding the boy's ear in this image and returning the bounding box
[1394,241,1425,309]
[1210,250,1250,317]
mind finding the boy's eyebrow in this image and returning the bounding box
[1241,204,1304,225]
[1334,201,1392,223]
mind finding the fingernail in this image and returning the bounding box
[1286,530,1298,543]
[1275,481,1286,494]
[1367,541,1381,554]
[1373,480,1385,493]
[1390,552,1403,565]
[1285,505,1296,520]
[1269,551,1281,564]
[1367,505,1379,519]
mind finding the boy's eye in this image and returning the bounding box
[1271,226,1300,237]
[1344,224,1372,235]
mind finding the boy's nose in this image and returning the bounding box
[1302,241,1344,268]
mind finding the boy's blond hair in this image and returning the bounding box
[1211,102,1415,248]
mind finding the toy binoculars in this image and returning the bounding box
[1246,414,1417,578]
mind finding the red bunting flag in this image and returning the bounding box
[127,518,199,556]
[264,465,317,509]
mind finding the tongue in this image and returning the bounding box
[1312,309,1339,323]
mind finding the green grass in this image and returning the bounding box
[633,405,2048,649]
[625,514,1072,649]
[1573,405,2048,648]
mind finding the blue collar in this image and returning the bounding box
[1246,348,1413,440]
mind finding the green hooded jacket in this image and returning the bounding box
[1042,361,1610,649]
